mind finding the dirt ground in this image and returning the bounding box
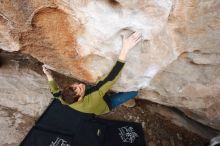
[1,51,209,146]
[101,100,208,146]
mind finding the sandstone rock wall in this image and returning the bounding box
[0,0,220,131]
[0,105,34,145]
[0,54,51,116]
[0,53,51,145]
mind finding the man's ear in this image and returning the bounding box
[77,96,83,102]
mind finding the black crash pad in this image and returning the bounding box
[20,99,146,146]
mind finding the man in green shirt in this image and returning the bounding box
[42,31,142,115]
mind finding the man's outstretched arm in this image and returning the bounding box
[86,31,142,96]
[86,59,125,96]
[42,65,61,98]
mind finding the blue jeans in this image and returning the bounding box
[104,91,138,110]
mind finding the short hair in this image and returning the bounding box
[108,0,120,6]
[61,86,80,104]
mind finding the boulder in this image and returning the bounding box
[141,53,220,130]
[0,105,34,146]
[0,0,220,131]
[0,55,51,116]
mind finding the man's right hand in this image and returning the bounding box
[119,31,142,61]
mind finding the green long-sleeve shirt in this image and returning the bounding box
[48,59,125,115]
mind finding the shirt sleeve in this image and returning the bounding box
[85,59,125,96]
[48,80,62,98]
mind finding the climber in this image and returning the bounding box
[42,31,142,115]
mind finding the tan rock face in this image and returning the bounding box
[0,57,51,116]
[0,53,50,145]
[143,53,220,130]
[0,0,220,130]
[0,106,34,146]
[20,7,93,81]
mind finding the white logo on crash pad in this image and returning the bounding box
[118,126,139,143]
[50,137,70,146]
